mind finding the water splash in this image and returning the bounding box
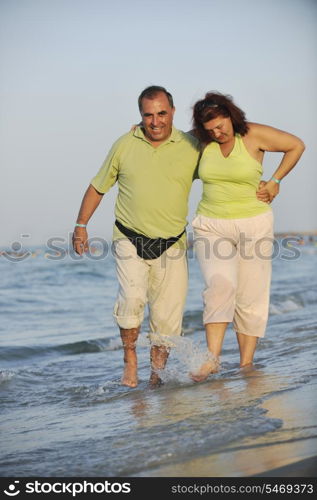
[153,336,219,385]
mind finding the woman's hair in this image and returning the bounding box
[192,91,249,144]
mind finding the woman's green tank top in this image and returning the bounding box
[197,134,272,219]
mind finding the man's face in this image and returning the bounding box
[140,92,175,145]
[203,115,234,144]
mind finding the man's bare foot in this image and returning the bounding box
[120,327,139,388]
[148,370,163,388]
[190,358,219,383]
[121,360,138,387]
[148,344,169,388]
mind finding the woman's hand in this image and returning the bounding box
[256,180,279,203]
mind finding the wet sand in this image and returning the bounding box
[134,380,317,477]
[255,455,317,477]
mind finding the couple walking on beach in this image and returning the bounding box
[73,86,305,388]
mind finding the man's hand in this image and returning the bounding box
[72,227,89,255]
[72,184,104,255]
[256,180,279,203]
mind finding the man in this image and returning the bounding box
[72,86,201,388]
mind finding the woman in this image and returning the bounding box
[190,91,305,382]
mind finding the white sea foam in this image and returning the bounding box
[0,370,15,384]
[105,338,123,351]
[270,298,303,315]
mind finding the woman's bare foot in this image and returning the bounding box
[239,362,254,374]
[190,358,219,383]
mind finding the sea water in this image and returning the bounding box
[0,238,316,476]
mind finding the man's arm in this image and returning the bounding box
[72,184,104,255]
[251,123,305,202]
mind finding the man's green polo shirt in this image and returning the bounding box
[91,126,200,241]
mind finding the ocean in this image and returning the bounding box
[0,237,316,477]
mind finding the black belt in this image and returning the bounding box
[115,220,185,260]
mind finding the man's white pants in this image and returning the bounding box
[113,239,188,346]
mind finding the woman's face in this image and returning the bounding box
[203,115,234,144]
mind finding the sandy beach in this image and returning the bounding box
[133,379,317,477]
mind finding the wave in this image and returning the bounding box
[270,289,317,315]
[269,299,303,315]
[0,336,123,362]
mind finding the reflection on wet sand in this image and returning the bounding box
[128,371,317,477]
[130,367,289,428]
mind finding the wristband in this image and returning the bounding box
[271,176,281,184]
[75,223,87,228]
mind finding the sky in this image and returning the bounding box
[1,0,316,247]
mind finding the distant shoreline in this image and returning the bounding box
[275,230,317,237]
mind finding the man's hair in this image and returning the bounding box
[138,85,174,112]
[192,91,249,144]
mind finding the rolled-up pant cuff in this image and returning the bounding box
[114,314,143,330]
[148,332,181,348]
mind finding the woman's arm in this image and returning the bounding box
[249,123,305,201]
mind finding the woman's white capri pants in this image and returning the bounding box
[192,211,274,338]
